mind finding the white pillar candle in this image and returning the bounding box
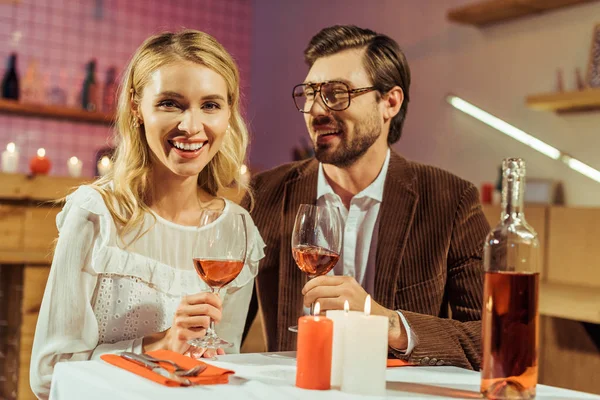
[97,156,111,176]
[325,300,362,388]
[341,295,388,396]
[67,156,83,177]
[2,142,19,173]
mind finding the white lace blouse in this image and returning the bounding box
[30,185,265,399]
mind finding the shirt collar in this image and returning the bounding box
[317,148,391,203]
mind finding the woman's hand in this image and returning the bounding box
[143,292,222,353]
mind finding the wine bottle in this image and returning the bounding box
[81,59,99,111]
[1,53,19,100]
[481,158,540,400]
[102,66,117,113]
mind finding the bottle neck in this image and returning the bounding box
[501,174,525,220]
[86,63,96,81]
[7,55,16,71]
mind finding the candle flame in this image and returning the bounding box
[37,148,46,157]
[364,295,371,316]
[6,142,15,152]
[100,156,111,167]
[314,302,321,316]
[69,156,79,165]
[344,300,349,313]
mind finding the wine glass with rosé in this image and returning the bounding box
[288,204,343,332]
[188,210,248,349]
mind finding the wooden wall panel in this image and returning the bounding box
[539,316,600,395]
[18,266,50,400]
[546,207,600,288]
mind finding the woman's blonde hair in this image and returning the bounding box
[92,29,249,241]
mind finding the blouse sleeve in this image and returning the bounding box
[30,187,143,400]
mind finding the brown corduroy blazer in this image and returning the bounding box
[247,151,490,370]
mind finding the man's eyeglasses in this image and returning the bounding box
[292,81,377,113]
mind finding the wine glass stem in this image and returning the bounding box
[307,276,316,316]
[205,287,220,339]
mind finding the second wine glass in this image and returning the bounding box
[288,204,343,332]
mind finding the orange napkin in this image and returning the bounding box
[387,358,413,367]
[101,349,234,387]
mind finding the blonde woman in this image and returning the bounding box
[30,30,264,399]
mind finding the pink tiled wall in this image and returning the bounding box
[0,0,252,177]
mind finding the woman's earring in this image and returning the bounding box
[226,124,231,134]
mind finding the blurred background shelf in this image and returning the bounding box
[482,204,600,324]
[0,99,114,125]
[447,0,597,27]
[526,88,600,112]
[0,172,88,201]
[540,283,600,324]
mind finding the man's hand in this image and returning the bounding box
[302,276,408,350]
[302,275,368,311]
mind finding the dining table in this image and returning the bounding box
[50,351,600,399]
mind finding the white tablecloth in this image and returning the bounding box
[50,352,600,400]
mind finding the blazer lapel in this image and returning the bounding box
[277,159,319,350]
[374,152,419,309]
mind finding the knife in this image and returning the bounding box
[120,352,192,386]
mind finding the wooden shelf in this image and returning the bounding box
[0,98,114,125]
[0,172,89,201]
[540,282,600,324]
[526,88,600,112]
[447,0,597,27]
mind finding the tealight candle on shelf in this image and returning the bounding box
[296,302,333,390]
[97,156,111,176]
[341,295,388,396]
[2,142,19,173]
[326,300,362,387]
[240,164,250,186]
[30,148,51,175]
[67,156,83,177]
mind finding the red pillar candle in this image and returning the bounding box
[296,302,333,390]
[29,148,51,175]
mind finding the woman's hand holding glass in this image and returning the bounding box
[167,292,222,353]
[142,292,224,357]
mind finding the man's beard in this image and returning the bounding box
[313,108,382,168]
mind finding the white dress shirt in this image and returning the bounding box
[316,149,416,354]
[30,185,265,399]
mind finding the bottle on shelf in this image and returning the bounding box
[1,53,20,101]
[21,59,41,104]
[81,59,99,112]
[47,69,67,106]
[492,164,502,205]
[481,158,540,400]
[102,66,117,114]
[68,71,83,109]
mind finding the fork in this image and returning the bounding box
[136,353,207,377]
[120,353,192,386]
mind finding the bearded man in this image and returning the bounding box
[245,25,489,370]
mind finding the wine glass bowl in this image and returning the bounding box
[193,259,245,289]
[292,245,340,278]
[188,210,247,350]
